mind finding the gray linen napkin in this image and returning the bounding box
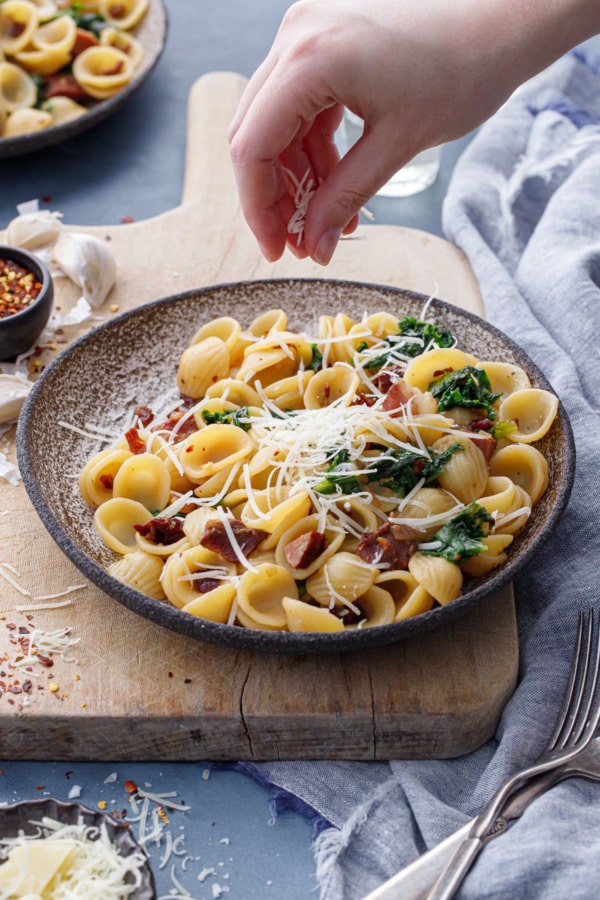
[241,43,600,899]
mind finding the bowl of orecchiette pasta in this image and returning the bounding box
[0,0,167,158]
[16,279,575,654]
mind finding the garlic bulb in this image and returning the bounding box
[51,232,116,308]
[0,374,31,424]
[5,209,63,251]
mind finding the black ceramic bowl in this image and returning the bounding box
[0,244,54,360]
[0,797,156,898]
[16,278,576,655]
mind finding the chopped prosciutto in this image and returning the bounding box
[124,427,146,454]
[134,404,154,427]
[461,425,497,463]
[44,73,89,103]
[193,577,222,594]
[382,380,418,415]
[134,516,185,546]
[284,531,326,569]
[72,27,99,57]
[199,518,267,563]
[356,522,418,569]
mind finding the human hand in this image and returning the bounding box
[229,0,599,266]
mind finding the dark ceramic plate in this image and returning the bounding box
[0,798,156,898]
[0,0,167,160]
[16,279,575,654]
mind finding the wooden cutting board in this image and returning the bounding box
[0,72,518,761]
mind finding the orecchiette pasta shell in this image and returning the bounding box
[182,582,237,624]
[108,549,165,601]
[205,378,262,407]
[135,530,188,558]
[29,0,59,21]
[72,46,134,100]
[237,347,297,388]
[493,485,532,536]
[247,308,287,337]
[274,513,345,578]
[42,95,87,126]
[240,489,311,537]
[98,0,149,31]
[190,315,248,366]
[236,563,298,628]
[78,447,132,508]
[477,360,531,397]
[239,447,286,492]
[431,433,489,504]
[180,423,254,481]
[161,545,235,610]
[460,534,513,577]
[303,364,360,409]
[112,452,171,511]
[477,476,518,516]
[282,597,344,633]
[177,337,230,399]
[0,2,38,54]
[408,551,463,605]
[100,26,144,69]
[263,370,314,410]
[395,487,459,538]
[349,585,395,628]
[307,551,377,610]
[498,389,558,443]
[489,443,549,504]
[3,105,51,134]
[0,61,36,110]
[94,497,152,555]
[376,569,419,608]
[361,311,402,339]
[394,585,435,621]
[404,348,478,392]
[32,13,76,53]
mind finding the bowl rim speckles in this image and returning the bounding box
[0,0,168,160]
[16,278,576,655]
[0,797,156,898]
[0,243,54,360]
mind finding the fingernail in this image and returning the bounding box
[314,228,341,266]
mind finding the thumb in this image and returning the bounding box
[304,127,416,265]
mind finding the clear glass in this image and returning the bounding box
[340,108,442,198]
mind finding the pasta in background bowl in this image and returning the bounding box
[16,279,575,654]
[0,0,166,158]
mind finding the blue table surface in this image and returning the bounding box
[0,2,472,897]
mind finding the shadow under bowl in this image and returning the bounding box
[0,245,54,361]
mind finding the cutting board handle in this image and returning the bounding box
[180,71,248,210]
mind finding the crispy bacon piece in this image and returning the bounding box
[193,577,222,594]
[356,522,418,569]
[284,531,326,569]
[382,380,418,416]
[460,425,497,464]
[133,404,154,427]
[199,519,267,563]
[134,517,185,546]
[72,27,99,57]
[43,73,89,103]
[124,427,146,454]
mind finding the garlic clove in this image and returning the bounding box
[5,210,63,251]
[0,374,32,424]
[51,232,117,308]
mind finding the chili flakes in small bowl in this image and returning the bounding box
[0,245,53,361]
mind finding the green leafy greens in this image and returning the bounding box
[429,366,502,418]
[422,502,493,563]
[201,406,251,431]
[362,316,455,370]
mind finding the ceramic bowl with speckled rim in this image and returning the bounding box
[0,244,54,360]
[16,279,575,654]
[0,0,167,160]
[0,797,156,898]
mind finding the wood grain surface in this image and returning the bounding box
[0,72,517,761]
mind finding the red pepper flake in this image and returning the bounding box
[36,785,46,791]
[121,215,134,224]
[0,257,42,318]
[65,770,74,779]
[124,779,138,794]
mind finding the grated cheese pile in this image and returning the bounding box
[0,815,148,899]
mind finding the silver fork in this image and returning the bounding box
[427,608,600,900]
